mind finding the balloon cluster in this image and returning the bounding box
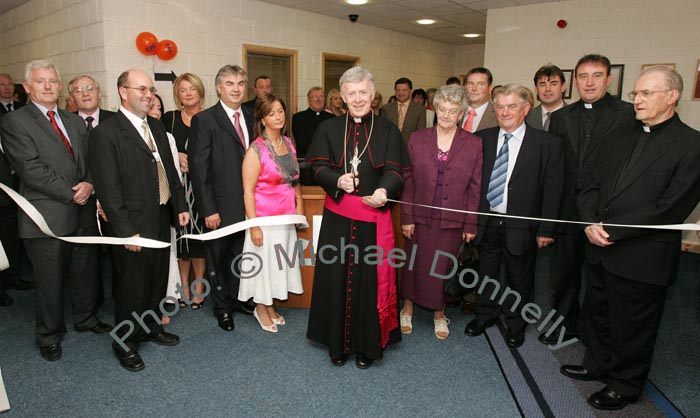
[135,32,178,61]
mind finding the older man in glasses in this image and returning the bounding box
[561,66,700,411]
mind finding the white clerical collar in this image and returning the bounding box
[643,126,651,133]
[584,103,593,109]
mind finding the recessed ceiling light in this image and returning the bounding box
[463,33,482,38]
[417,19,435,25]
[346,0,368,5]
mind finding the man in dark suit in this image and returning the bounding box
[380,77,426,143]
[465,84,564,348]
[189,64,256,333]
[89,69,189,372]
[525,65,567,131]
[0,147,18,306]
[561,66,700,410]
[0,60,111,361]
[0,74,24,115]
[242,75,272,110]
[460,67,499,133]
[542,54,636,346]
[292,86,333,158]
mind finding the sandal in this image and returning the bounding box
[400,310,413,334]
[178,299,187,308]
[271,315,286,326]
[191,299,205,310]
[434,316,450,340]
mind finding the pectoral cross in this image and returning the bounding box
[349,146,361,174]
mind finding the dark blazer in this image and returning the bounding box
[549,94,635,220]
[474,124,565,255]
[401,127,482,233]
[98,109,116,123]
[188,102,254,227]
[380,101,426,143]
[0,150,16,206]
[0,103,89,238]
[525,103,566,131]
[578,115,700,286]
[88,111,186,239]
[0,101,24,115]
[242,97,257,110]
[292,107,333,158]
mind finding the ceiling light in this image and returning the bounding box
[463,33,482,38]
[346,0,368,5]
[417,19,435,25]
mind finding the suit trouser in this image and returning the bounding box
[580,260,667,398]
[204,231,245,315]
[547,222,585,333]
[0,204,21,288]
[111,205,170,353]
[24,231,100,347]
[475,216,537,333]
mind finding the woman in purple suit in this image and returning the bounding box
[400,85,483,339]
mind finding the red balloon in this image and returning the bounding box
[156,40,178,61]
[136,32,158,55]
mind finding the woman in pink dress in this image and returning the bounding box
[240,94,304,333]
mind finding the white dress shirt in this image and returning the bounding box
[490,123,527,214]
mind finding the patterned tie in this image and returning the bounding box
[543,112,551,131]
[6,103,12,112]
[486,133,512,208]
[232,112,246,149]
[397,102,407,131]
[85,116,95,132]
[142,121,171,204]
[462,109,476,132]
[46,110,74,159]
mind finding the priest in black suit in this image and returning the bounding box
[292,86,333,158]
[89,69,189,372]
[189,64,256,333]
[561,66,700,410]
[0,73,24,115]
[465,84,564,348]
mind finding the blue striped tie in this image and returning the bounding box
[486,133,512,208]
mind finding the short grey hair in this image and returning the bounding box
[640,65,683,106]
[339,66,376,92]
[492,83,531,106]
[24,59,60,83]
[433,85,469,111]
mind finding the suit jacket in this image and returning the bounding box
[549,94,635,221]
[474,124,565,255]
[401,127,483,233]
[380,101,426,143]
[242,97,257,110]
[0,149,16,207]
[88,111,186,239]
[526,104,566,131]
[461,102,498,132]
[578,115,700,286]
[292,107,333,158]
[0,101,24,115]
[0,103,89,238]
[189,102,254,227]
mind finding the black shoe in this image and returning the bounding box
[217,312,235,331]
[0,290,12,307]
[560,364,603,381]
[461,300,476,314]
[587,387,638,410]
[236,300,256,315]
[355,353,374,369]
[40,343,62,361]
[506,328,525,348]
[331,355,348,366]
[538,329,577,345]
[114,350,145,372]
[146,331,180,346]
[6,279,34,291]
[75,321,114,334]
[464,318,496,336]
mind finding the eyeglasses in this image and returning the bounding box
[71,85,97,95]
[435,106,460,117]
[124,86,157,94]
[627,89,672,100]
[309,95,325,100]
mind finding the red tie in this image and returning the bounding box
[462,109,476,132]
[233,112,246,149]
[47,110,74,159]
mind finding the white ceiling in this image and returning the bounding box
[259,0,559,45]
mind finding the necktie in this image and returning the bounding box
[142,121,171,204]
[46,110,74,159]
[397,102,407,131]
[233,112,247,149]
[486,133,512,208]
[85,116,95,132]
[543,112,551,131]
[6,103,12,112]
[463,109,476,132]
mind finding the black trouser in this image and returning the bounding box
[547,222,586,333]
[0,204,22,289]
[475,215,536,334]
[580,260,667,398]
[204,231,245,315]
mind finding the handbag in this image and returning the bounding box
[443,240,479,299]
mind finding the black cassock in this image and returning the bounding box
[306,112,409,360]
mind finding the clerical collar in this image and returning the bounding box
[580,93,612,111]
[350,112,372,123]
[643,113,677,133]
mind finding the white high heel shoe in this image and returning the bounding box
[253,308,278,333]
[271,315,286,326]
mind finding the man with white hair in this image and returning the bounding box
[306,66,409,369]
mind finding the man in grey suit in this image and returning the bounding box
[380,77,426,143]
[526,65,567,131]
[460,67,499,133]
[0,59,111,362]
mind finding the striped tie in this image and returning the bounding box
[486,133,512,208]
